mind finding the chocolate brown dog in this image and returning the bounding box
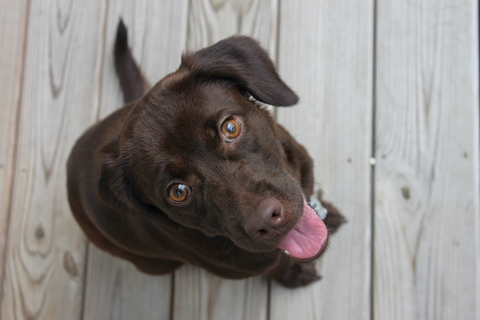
[67,21,344,288]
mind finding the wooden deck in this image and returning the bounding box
[0,0,478,319]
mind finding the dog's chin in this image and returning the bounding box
[229,237,282,254]
[228,234,328,263]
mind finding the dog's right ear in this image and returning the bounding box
[180,36,298,107]
[98,139,157,215]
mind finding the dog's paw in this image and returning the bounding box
[273,262,321,288]
[317,191,347,234]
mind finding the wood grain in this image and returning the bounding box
[172,1,277,319]
[272,1,374,319]
[186,0,278,54]
[173,266,268,320]
[0,0,106,319]
[96,0,189,119]
[1,1,479,319]
[0,0,28,298]
[374,0,480,319]
[81,1,189,319]
[83,247,173,320]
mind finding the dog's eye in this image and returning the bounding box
[168,184,191,203]
[221,118,242,141]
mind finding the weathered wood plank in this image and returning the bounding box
[272,1,373,319]
[186,0,278,57]
[374,1,480,319]
[172,1,277,319]
[0,0,106,319]
[83,247,173,320]
[96,0,189,119]
[174,266,268,320]
[81,2,189,319]
[0,0,28,299]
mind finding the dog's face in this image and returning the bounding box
[99,37,328,261]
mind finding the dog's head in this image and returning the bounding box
[99,36,328,261]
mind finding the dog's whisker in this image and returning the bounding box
[292,127,313,139]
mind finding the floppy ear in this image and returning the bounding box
[98,139,159,215]
[180,36,298,107]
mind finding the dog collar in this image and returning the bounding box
[308,194,328,220]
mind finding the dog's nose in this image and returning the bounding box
[244,198,285,241]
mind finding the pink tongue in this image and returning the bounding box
[278,199,328,260]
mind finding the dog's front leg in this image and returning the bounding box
[267,254,321,288]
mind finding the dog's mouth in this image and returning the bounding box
[277,199,328,261]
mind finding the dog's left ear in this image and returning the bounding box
[98,138,160,216]
[180,36,298,107]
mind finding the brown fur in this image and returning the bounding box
[67,20,344,288]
